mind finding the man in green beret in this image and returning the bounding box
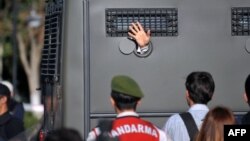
[87,75,169,141]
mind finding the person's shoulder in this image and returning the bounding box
[138,117,160,125]
[166,113,182,123]
[138,118,164,131]
[164,113,185,131]
[243,111,250,117]
[5,114,24,134]
[86,127,100,141]
[8,115,23,126]
[241,111,250,124]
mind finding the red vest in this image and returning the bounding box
[111,116,160,141]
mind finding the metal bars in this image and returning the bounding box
[106,8,178,37]
[232,7,250,36]
[41,0,63,82]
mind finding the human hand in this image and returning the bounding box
[128,22,151,48]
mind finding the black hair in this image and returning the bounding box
[0,83,11,107]
[185,71,215,104]
[111,91,140,111]
[44,128,82,141]
[245,74,250,105]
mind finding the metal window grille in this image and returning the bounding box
[232,7,250,36]
[106,8,178,37]
[41,0,63,82]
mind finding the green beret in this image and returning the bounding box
[111,75,144,98]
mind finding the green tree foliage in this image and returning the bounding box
[0,0,45,103]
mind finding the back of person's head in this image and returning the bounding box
[0,83,11,107]
[185,71,215,104]
[111,91,140,111]
[44,128,82,141]
[245,74,250,105]
[196,106,235,141]
[111,75,144,111]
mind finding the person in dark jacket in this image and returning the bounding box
[0,83,24,140]
[1,81,24,121]
[242,74,250,124]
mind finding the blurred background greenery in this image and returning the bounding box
[24,112,40,129]
[0,0,45,128]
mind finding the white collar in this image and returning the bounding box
[188,104,209,112]
[117,111,139,118]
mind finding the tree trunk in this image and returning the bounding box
[17,28,43,105]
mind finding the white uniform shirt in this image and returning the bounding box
[162,104,209,141]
